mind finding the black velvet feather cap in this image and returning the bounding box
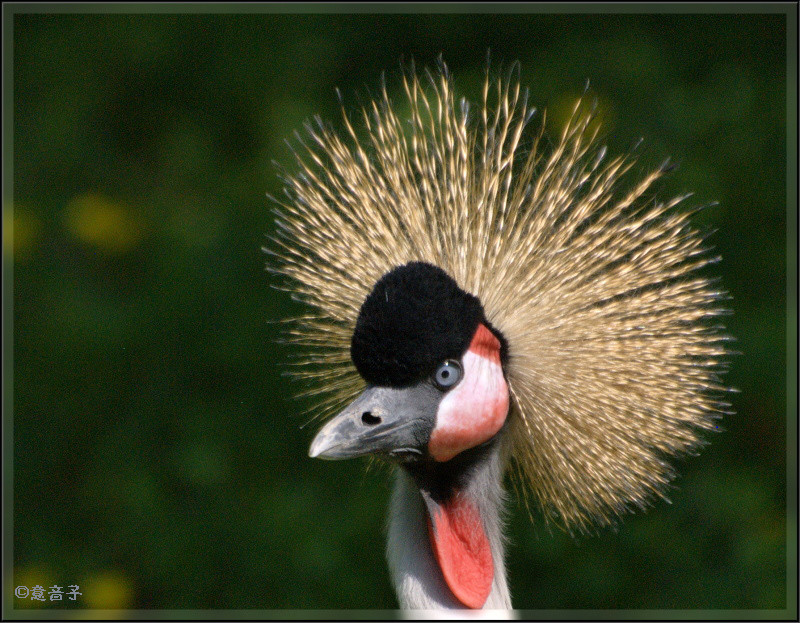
[350,262,485,387]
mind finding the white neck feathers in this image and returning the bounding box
[385,442,513,616]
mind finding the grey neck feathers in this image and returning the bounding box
[385,437,512,613]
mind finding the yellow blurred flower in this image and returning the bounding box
[3,204,41,262]
[64,192,145,254]
[82,569,134,610]
[550,92,615,143]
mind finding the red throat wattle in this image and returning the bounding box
[427,495,493,609]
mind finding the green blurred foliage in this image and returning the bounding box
[9,10,791,614]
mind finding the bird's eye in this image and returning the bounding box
[433,360,462,390]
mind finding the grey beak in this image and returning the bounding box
[308,384,438,461]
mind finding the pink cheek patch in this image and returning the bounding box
[428,324,509,462]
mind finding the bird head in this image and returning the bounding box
[309,261,509,466]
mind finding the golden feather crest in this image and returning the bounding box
[269,62,730,531]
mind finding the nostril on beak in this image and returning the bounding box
[361,411,381,426]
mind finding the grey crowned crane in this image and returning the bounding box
[269,62,730,612]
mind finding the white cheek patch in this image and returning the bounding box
[428,325,509,462]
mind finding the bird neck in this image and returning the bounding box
[385,435,512,613]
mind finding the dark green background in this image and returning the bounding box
[9,8,793,615]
